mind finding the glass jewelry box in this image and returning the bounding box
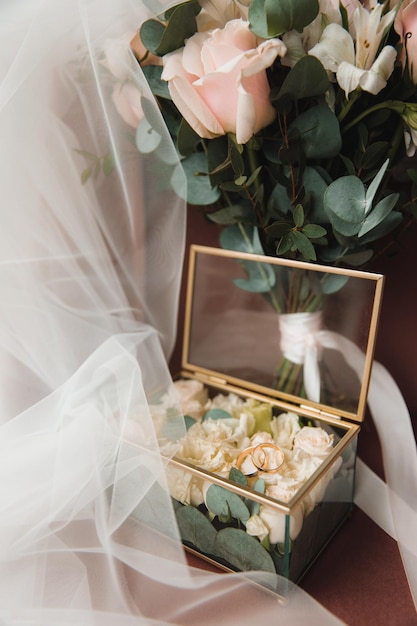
[167,244,384,586]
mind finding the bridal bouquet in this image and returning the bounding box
[101,0,416,397]
[128,0,416,265]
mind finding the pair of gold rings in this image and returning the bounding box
[236,442,284,476]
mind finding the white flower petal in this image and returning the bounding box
[309,23,355,73]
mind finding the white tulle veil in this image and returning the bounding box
[1,1,416,624]
[0,1,346,624]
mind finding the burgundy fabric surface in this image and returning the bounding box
[170,206,417,626]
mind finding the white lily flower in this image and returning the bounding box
[353,2,396,71]
[309,1,398,96]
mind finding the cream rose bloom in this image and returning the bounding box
[271,412,301,449]
[166,466,205,506]
[173,379,209,420]
[293,426,334,458]
[161,19,287,144]
[247,503,304,544]
[176,419,240,473]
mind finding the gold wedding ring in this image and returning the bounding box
[236,443,284,476]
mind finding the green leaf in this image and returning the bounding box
[230,145,245,175]
[268,183,292,217]
[359,192,399,237]
[229,467,248,487]
[359,141,390,171]
[180,152,221,205]
[205,484,250,523]
[176,118,201,156]
[141,65,171,99]
[275,55,329,102]
[135,116,162,154]
[140,3,197,56]
[291,230,317,260]
[302,223,327,239]
[139,19,165,56]
[102,153,115,176]
[249,0,319,37]
[276,233,294,255]
[81,167,92,184]
[321,273,349,294]
[176,505,217,554]
[246,166,263,187]
[219,224,265,255]
[213,527,276,573]
[265,220,292,238]
[184,415,196,430]
[233,259,276,293]
[203,408,232,421]
[302,167,329,223]
[340,249,374,267]
[324,175,366,231]
[293,204,304,227]
[289,104,342,159]
[364,158,389,214]
[207,204,254,225]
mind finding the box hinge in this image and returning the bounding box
[300,404,341,420]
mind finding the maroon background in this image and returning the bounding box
[169,206,417,625]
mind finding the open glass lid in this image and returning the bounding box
[182,245,384,423]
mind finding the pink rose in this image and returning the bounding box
[161,19,286,144]
[394,0,417,83]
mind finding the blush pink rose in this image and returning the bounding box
[161,19,286,144]
[394,0,417,83]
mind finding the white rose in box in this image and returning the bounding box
[271,412,301,449]
[173,379,209,420]
[293,426,334,458]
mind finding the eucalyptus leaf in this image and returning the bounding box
[302,223,327,238]
[364,158,389,213]
[249,0,319,37]
[358,192,399,237]
[321,273,349,294]
[265,220,292,238]
[360,141,390,171]
[291,230,317,260]
[268,183,292,218]
[135,117,162,154]
[340,249,373,266]
[275,55,329,102]
[233,259,276,292]
[289,104,342,159]
[324,175,366,224]
[358,211,402,244]
[302,166,328,223]
[177,118,201,156]
[141,65,170,99]
[276,233,294,255]
[176,505,217,554]
[181,152,221,205]
[207,204,254,225]
[229,467,248,487]
[203,408,232,421]
[184,415,196,430]
[219,224,264,255]
[205,484,250,523]
[293,204,304,227]
[141,3,197,56]
[213,528,276,573]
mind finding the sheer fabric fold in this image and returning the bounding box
[0,1,345,624]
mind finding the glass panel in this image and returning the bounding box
[185,248,383,420]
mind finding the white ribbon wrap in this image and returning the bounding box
[279,312,417,610]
